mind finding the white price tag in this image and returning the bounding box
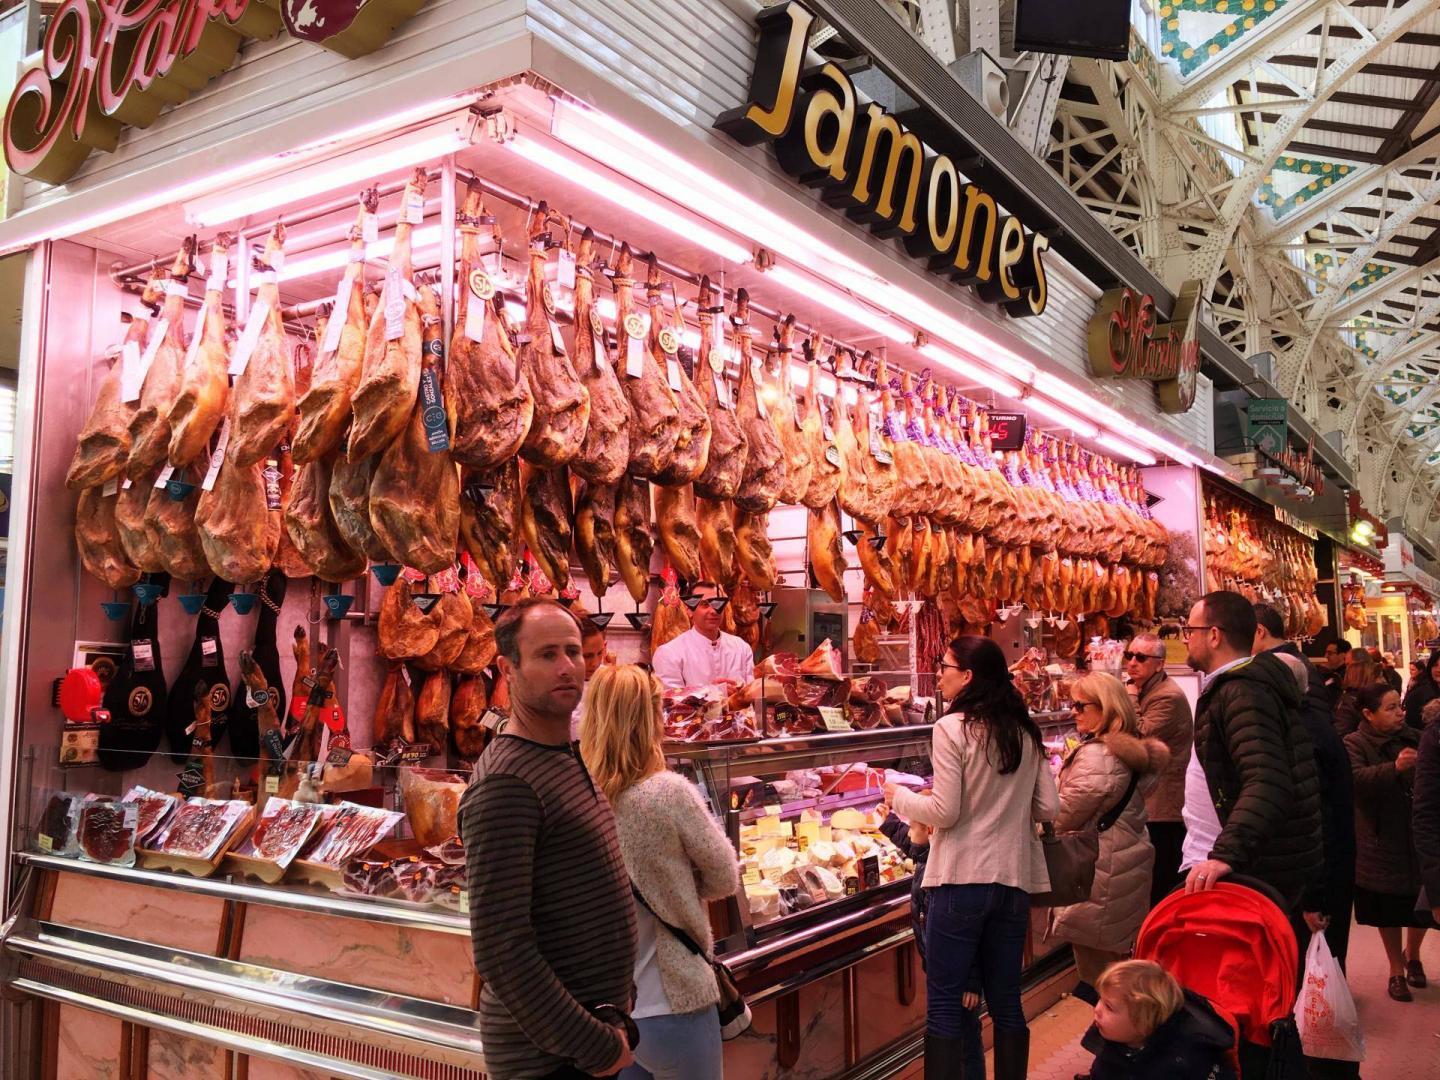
[714,372,729,409]
[183,298,210,369]
[125,318,169,404]
[362,212,379,244]
[270,248,285,273]
[119,341,143,403]
[207,249,228,292]
[121,478,132,491]
[153,464,176,490]
[626,334,645,378]
[165,280,189,299]
[320,269,353,356]
[201,418,231,491]
[384,268,405,341]
[593,333,609,372]
[404,189,425,224]
[557,249,577,290]
[549,318,565,354]
[666,357,682,391]
[464,292,488,343]
[132,640,155,671]
[229,298,269,376]
[752,359,768,419]
[101,477,118,497]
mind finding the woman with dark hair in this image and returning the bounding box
[1346,683,1432,1002]
[1403,649,1440,731]
[1334,650,1384,737]
[883,636,1060,1080]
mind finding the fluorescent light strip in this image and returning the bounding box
[1022,394,1101,438]
[1096,433,1158,466]
[228,225,444,286]
[766,265,911,344]
[919,343,1023,399]
[504,135,752,266]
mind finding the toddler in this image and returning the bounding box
[1081,960,1237,1079]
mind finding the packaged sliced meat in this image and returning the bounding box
[37,792,84,856]
[425,835,466,866]
[433,862,466,891]
[300,802,404,869]
[78,799,139,866]
[155,797,250,861]
[122,785,179,845]
[234,798,324,870]
[391,856,438,904]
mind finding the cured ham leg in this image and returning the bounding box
[368,284,461,574]
[350,169,425,461]
[808,500,846,602]
[117,467,167,574]
[519,463,573,588]
[379,577,442,660]
[286,454,365,582]
[448,180,533,468]
[167,234,232,467]
[196,456,279,584]
[76,485,140,589]
[648,258,711,486]
[272,427,315,581]
[574,480,618,594]
[769,316,812,505]
[654,484,702,581]
[833,351,877,523]
[451,676,488,762]
[858,518,897,598]
[570,228,630,484]
[518,204,589,468]
[459,460,520,591]
[127,240,194,480]
[229,224,295,467]
[733,290,785,514]
[799,335,841,511]
[691,277,746,500]
[614,475,654,603]
[734,509,777,590]
[613,244,680,480]
[696,495,739,591]
[329,455,388,562]
[294,190,375,463]
[415,670,451,753]
[146,478,208,582]
[67,297,157,490]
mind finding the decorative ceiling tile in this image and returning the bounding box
[1158,0,1288,77]
[1260,157,1355,221]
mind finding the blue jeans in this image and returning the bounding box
[619,1008,722,1080]
[925,883,1030,1039]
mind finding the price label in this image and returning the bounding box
[481,708,508,732]
[404,188,425,225]
[557,249,577,290]
[37,834,53,853]
[666,357,683,391]
[264,775,280,794]
[118,341,143,403]
[593,323,610,373]
[152,464,176,489]
[207,248,228,292]
[419,366,450,453]
[714,372,730,409]
[548,317,565,355]
[102,477,119,497]
[132,640,155,672]
[819,706,851,732]
[764,804,783,819]
[201,637,218,666]
[201,417,231,491]
[183,297,211,369]
[125,319,168,404]
[229,298,269,376]
[385,268,406,340]
[321,268,355,355]
[362,212,379,244]
[459,890,471,916]
[752,359,768,419]
[742,867,762,886]
[624,313,646,379]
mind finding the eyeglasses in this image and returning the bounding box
[1180,625,1217,637]
[1071,699,1099,712]
[936,660,964,674]
[1122,651,1164,663]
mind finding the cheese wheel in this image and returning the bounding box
[830,808,866,830]
[748,884,782,916]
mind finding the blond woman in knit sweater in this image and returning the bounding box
[581,665,740,1080]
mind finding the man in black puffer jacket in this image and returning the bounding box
[1184,592,1326,918]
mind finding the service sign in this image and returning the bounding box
[1087,279,1203,414]
[716,2,1050,319]
[4,0,426,185]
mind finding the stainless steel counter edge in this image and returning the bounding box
[15,851,472,935]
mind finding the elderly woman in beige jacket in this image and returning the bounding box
[581,665,739,1080]
[1050,671,1170,988]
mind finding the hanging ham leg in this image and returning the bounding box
[733,290,785,514]
[167,234,232,467]
[369,284,461,574]
[117,467,167,574]
[614,474,654,603]
[229,224,295,467]
[127,240,194,479]
[690,277,746,501]
[350,169,425,461]
[613,244,680,479]
[415,670,451,753]
[294,190,375,463]
[654,484,702,581]
[374,665,416,746]
[696,495,739,591]
[196,455,279,584]
[519,463,573,588]
[146,476,208,582]
[67,294,158,490]
[329,455,388,562]
[769,316,812,506]
[734,509,777,590]
[833,351,876,524]
[451,675,488,762]
[570,227,630,484]
[448,180,533,468]
[648,257,711,485]
[808,500,847,602]
[76,485,140,589]
[459,460,520,592]
[286,453,365,582]
[799,336,841,511]
[574,479,618,595]
[518,203,589,468]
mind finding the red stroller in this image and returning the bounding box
[1135,877,1305,1078]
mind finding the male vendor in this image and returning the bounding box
[652,582,754,691]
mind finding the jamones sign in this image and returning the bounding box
[716,2,1050,318]
[5,0,424,185]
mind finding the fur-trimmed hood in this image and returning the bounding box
[1101,731,1172,776]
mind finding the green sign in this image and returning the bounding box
[1247,399,1289,457]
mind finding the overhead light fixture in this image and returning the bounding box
[919,343,1023,399]
[235,224,444,285]
[1022,394,1101,438]
[1096,433,1158,465]
[504,134,753,266]
[764,265,911,344]
[185,116,478,228]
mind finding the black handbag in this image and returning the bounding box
[1032,769,1139,908]
[630,882,752,1040]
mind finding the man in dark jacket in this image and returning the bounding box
[1255,604,1357,969]
[1415,718,1440,928]
[1184,592,1326,918]
[1403,649,1440,731]
[1125,633,1193,907]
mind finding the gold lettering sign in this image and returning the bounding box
[716,0,1049,318]
[1087,279,1204,413]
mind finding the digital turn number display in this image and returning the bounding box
[989,412,1027,451]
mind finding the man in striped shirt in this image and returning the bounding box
[462,599,637,1079]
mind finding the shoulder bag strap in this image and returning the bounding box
[1095,770,1139,833]
[630,880,709,960]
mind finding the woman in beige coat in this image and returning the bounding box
[1049,671,1170,987]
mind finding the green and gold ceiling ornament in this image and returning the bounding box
[1157,0,1289,77]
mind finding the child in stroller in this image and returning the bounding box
[1080,959,1238,1079]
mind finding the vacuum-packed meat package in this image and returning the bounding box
[433,884,466,912]
[155,797,250,860]
[391,856,437,904]
[300,802,404,869]
[78,798,139,866]
[233,799,325,870]
[123,785,180,845]
[425,835,466,866]
[37,792,84,856]
[398,768,466,849]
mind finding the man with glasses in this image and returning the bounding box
[651,582,754,692]
[1123,634,1192,906]
[1182,593,1326,930]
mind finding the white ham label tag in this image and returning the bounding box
[362,212,379,244]
[752,359,768,419]
[207,248,228,292]
[548,318,565,355]
[557,249,577,290]
[101,477,118,497]
[666,357,683,391]
[183,298,210,370]
[229,298,269,376]
[121,478,132,491]
[165,280,188,298]
[321,269,354,355]
[201,418,231,491]
[714,372,730,408]
[125,318,169,404]
[153,464,176,490]
[132,640,155,672]
[464,292,488,343]
[384,268,405,340]
[404,190,425,225]
[624,313,646,378]
[119,341,143,403]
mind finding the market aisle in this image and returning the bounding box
[978,923,1440,1078]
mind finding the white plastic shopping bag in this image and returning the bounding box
[1295,932,1365,1062]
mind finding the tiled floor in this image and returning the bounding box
[910,920,1440,1078]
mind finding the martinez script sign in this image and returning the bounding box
[4,0,425,185]
[1087,279,1203,414]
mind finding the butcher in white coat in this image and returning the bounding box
[652,582,755,691]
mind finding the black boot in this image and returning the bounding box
[992,1028,1030,1080]
[924,1034,969,1079]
